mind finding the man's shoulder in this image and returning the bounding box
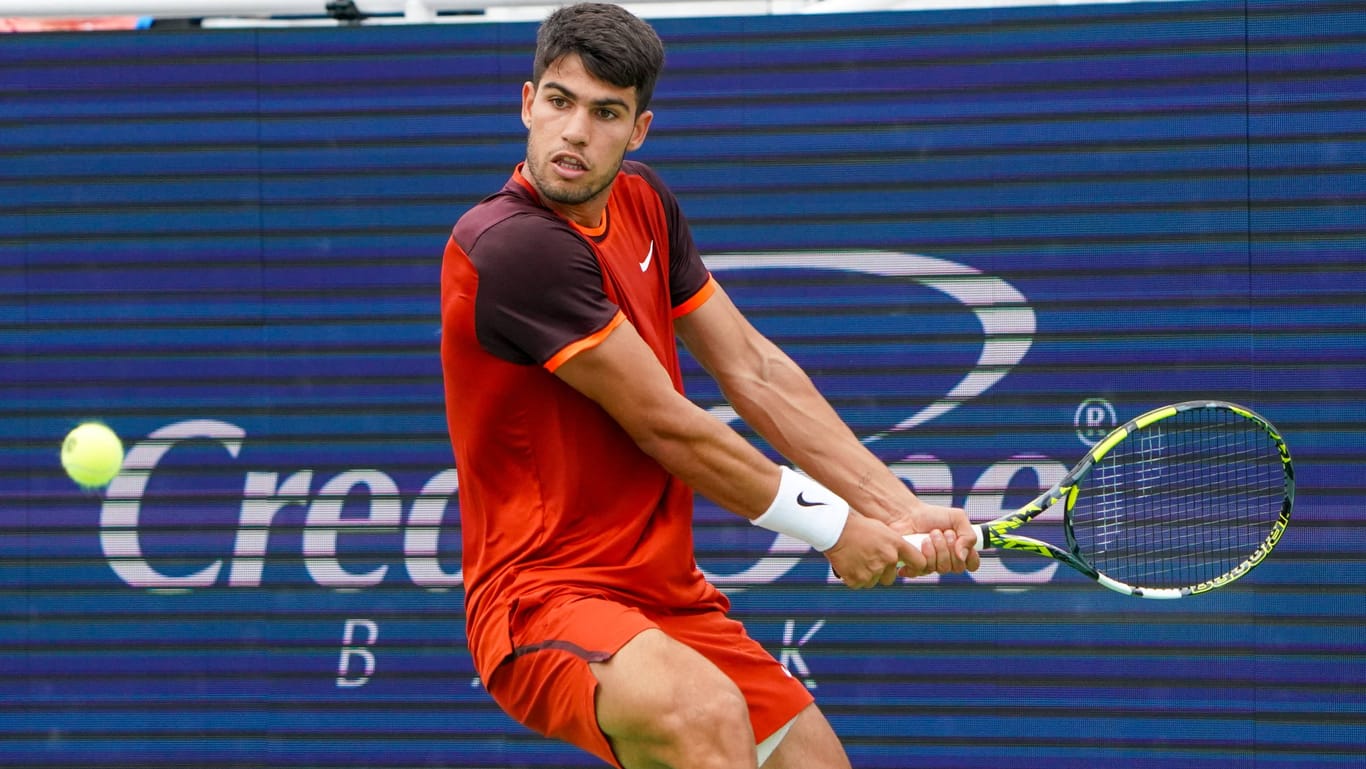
[454,186,570,256]
[455,181,550,232]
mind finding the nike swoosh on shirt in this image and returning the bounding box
[639,241,654,272]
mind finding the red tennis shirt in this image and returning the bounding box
[441,161,729,680]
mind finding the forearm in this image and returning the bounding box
[673,284,919,525]
[721,346,914,524]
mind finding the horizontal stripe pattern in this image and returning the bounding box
[4,1,1363,767]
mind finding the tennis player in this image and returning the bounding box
[440,4,980,767]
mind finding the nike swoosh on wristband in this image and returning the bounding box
[795,492,825,507]
[639,241,654,272]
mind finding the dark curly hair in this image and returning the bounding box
[533,3,665,114]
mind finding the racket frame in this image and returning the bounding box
[975,400,1294,599]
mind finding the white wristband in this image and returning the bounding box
[750,466,851,552]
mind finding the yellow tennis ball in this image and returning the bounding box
[61,423,125,488]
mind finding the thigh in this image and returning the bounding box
[590,627,755,764]
[653,608,813,745]
[590,607,813,769]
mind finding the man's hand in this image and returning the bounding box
[825,499,982,588]
[891,500,980,577]
[823,514,923,589]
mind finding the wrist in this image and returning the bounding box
[750,466,851,552]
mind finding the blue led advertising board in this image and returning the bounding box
[3,1,1363,767]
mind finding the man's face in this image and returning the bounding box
[521,53,653,226]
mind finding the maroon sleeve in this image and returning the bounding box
[463,213,619,366]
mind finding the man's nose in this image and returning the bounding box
[562,107,591,145]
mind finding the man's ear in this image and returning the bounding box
[627,109,653,152]
[521,81,535,128]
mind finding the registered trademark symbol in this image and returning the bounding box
[1074,398,1117,446]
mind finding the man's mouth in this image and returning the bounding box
[552,154,588,177]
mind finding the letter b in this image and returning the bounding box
[336,619,379,688]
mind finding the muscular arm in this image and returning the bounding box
[674,284,978,568]
[675,285,904,523]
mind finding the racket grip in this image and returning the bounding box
[903,524,988,552]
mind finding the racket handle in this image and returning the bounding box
[903,524,988,552]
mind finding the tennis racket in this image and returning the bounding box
[905,400,1294,598]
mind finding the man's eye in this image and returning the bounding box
[597,109,619,120]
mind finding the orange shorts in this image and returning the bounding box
[484,592,813,767]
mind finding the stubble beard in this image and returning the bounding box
[525,142,626,207]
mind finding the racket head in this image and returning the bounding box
[1062,400,1294,598]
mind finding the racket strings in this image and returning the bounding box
[1070,407,1285,590]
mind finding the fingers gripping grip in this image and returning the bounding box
[902,524,988,551]
[897,524,988,568]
